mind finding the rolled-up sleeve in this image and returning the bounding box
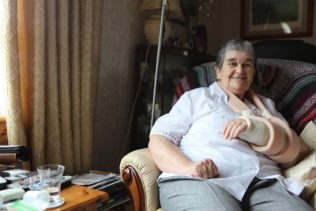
[150,92,193,145]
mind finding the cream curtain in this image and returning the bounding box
[1,0,104,174]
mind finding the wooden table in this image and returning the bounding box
[47,184,108,211]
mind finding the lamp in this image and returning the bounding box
[139,0,181,127]
[139,0,181,45]
[139,0,181,17]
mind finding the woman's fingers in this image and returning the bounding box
[211,161,219,177]
[192,159,219,179]
[223,119,247,139]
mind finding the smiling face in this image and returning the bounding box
[216,50,255,99]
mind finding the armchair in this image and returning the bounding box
[120,40,316,211]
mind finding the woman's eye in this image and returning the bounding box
[228,62,237,67]
[243,63,253,68]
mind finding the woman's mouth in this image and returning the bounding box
[230,76,246,80]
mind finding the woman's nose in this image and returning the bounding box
[235,64,244,72]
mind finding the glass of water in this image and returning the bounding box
[37,164,65,208]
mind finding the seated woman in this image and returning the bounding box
[148,39,313,211]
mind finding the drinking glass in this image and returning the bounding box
[37,164,65,207]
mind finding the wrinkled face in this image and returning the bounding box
[216,50,255,99]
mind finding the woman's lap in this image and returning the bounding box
[158,177,313,211]
[242,178,313,211]
[158,178,242,211]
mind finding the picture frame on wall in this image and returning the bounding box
[241,0,314,39]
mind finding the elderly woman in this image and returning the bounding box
[148,39,312,211]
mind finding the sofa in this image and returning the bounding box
[120,40,316,211]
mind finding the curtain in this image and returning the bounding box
[1,0,104,174]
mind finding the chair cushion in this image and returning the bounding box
[283,151,316,199]
[309,192,316,209]
[283,121,316,199]
[299,121,316,150]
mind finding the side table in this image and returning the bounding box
[47,184,108,211]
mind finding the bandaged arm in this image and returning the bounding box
[238,114,310,167]
[237,116,270,146]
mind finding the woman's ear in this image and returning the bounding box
[215,66,220,80]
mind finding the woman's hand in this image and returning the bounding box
[149,135,219,179]
[187,159,219,179]
[223,119,248,139]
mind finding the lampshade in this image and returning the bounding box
[139,0,182,19]
[144,18,172,44]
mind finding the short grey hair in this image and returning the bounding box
[215,39,256,68]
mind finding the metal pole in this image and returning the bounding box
[150,0,167,128]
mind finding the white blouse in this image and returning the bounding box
[150,82,303,201]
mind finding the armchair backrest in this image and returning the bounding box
[253,40,316,64]
[173,58,316,135]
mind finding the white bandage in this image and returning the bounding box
[237,116,270,146]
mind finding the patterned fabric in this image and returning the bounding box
[173,58,316,134]
[172,62,217,105]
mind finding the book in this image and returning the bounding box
[0,153,19,163]
[0,145,30,161]
[101,197,131,210]
[89,176,120,189]
[71,172,116,186]
[81,171,131,210]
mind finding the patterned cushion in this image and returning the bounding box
[174,62,216,99]
[173,58,316,134]
[173,62,217,105]
[255,59,316,134]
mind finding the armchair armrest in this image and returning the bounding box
[120,148,161,211]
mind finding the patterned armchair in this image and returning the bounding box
[120,40,316,211]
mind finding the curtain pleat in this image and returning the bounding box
[2,0,27,146]
[80,0,94,170]
[70,0,82,173]
[32,0,46,167]
[56,0,74,172]
[91,0,104,112]
[45,0,62,165]
[18,0,34,147]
